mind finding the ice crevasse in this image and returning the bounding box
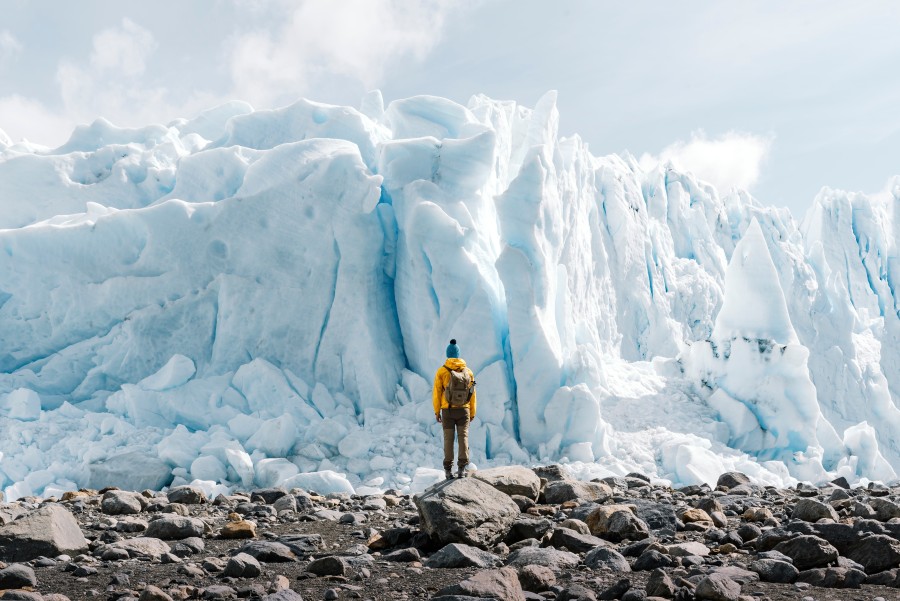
[1,92,900,499]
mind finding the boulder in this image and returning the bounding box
[845,534,900,574]
[666,541,709,557]
[167,486,206,504]
[0,564,37,589]
[548,528,608,553]
[223,553,262,578]
[505,517,553,544]
[543,480,611,504]
[103,537,171,559]
[532,465,573,482]
[505,547,579,571]
[425,543,501,569]
[870,498,900,522]
[237,541,296,562]
[586,506,650,542]
[796,567,865,588]
[517,564,556,592]
[583,547,630,572]
[632,550,675,571]
[146,516,206,540]
[749,559,798,583]
[434,567,525,601]
[715,472,750,490]
[415,478,519,549]
[0,505,89,561]
[472,466,541,500]
[101,490,146,515]
[791,498,839,523]
[773,535,838,571]
[306,556,347,576]
[646,568,676,598]
[695,573,741,601]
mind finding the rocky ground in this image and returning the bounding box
[3,466,900,601]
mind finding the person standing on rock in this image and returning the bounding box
[433,339,477,480]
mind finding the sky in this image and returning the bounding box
[1,0,898,218]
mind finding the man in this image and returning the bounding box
[433,338,477,480]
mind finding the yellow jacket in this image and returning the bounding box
[433,358,476,418]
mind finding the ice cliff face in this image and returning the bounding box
[1,92,899,498]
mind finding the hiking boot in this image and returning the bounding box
[457,467,467,479]
[444,469,454,480]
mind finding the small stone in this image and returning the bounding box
[0,564,37,588]
[645,568,676,598]
[517,564,556,592]
[324,589,338,601]
[220,521,256,539]
[139,586,174,601]
[223,553,262,578]
[167,487,207,505]
[599,579,631,601]
[306,556,347,576]
[695,572,741,601]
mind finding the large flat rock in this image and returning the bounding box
[0,505,89,562]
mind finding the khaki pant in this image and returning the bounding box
[441,408,470,471]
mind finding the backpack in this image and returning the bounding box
[443,367,474,408]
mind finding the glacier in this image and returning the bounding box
[1,91,900,499]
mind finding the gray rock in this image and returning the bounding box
[103,537,171,559]
[306,556,346,576]
[201,585,236,600]
[0,505,89,562]
[426,543,501,569]
[598,579,631,600]
[773,535,838,571]
[558,519,590,535]
[532,465,573,483]
[605,510,651,543]
[250,488,288,504]
[796,567,865,588]
[632,550,675,571]
[583,547,631,572]
[472,466,541,500]
[145,516,205,540]
[715,472,750,490]
[505,547,579,571]
[272,496,297,513]
[517,564,556,592]
[237,541,296,562]
[261,591,303,601]
[223,552,262,578]
[382,547,421,562]
[548,528,608,553]
[505,517,553,544]
[870,498,900,522]
[627,499,679,532]
[101,490,146,515]
[791,498,839,522]
[167,486,206,505]
[845,534,900,574]
[864,568,900,586]
[87,451,173,491]
[695,572,741,601]
[435,567,525,601]
[1,591,44,601]
[139,585,174,601]
[0,564,37,589]
[171,537,205,557]
[543,480,611,504]
[415,478,519,549]
[749,559,798,583]
[557,585,597,601]
[645,568,675,598]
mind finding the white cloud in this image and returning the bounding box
[89,18,156,77]
[0,30,23,63]
[640,131,774,193]
[0,95,73,146]
[229,0,459,107]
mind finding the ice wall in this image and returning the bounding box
[1,93,900,498]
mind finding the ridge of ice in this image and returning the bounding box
[1,92,899,499]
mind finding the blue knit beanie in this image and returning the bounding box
[446,338,460,359]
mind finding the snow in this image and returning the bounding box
[1,92,900,500]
